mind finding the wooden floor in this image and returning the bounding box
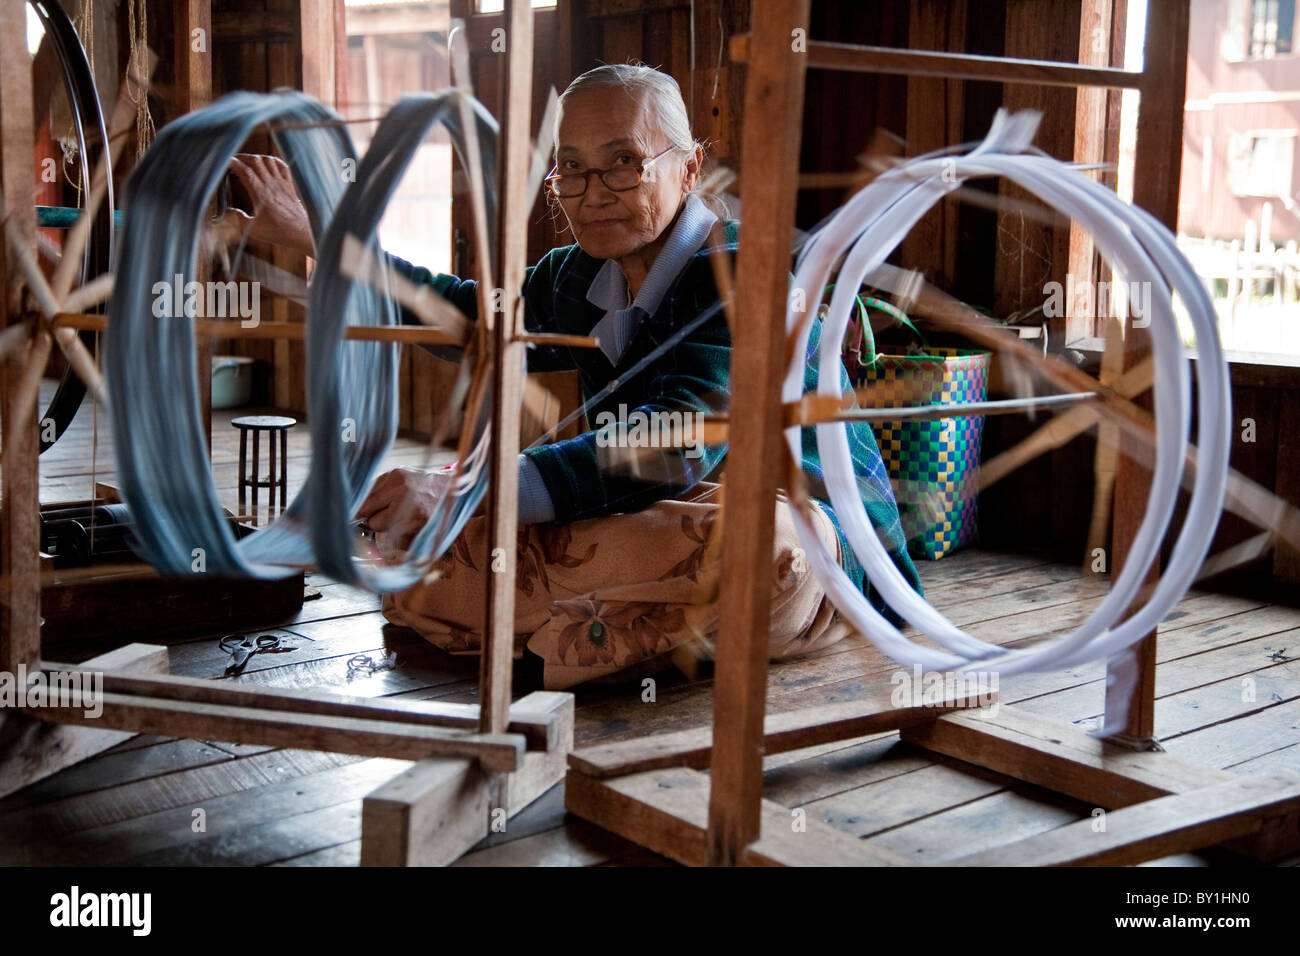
[4,383,1299,866]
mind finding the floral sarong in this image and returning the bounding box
[381,480,853,690]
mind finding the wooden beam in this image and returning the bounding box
[566,767,912,866]
[268,0,301,414]
[175,1,215,450]
[899,708,1232,808]
[174,1,213,108]
[359,691,571,866]
[361,757,492,866]
[708,0,809,867]
[23,692,526,771]
[505,691,574,814]
[334,0,349,110]
[41,666,562,751]
[1105,0,1191,743]
[0,644,168,800]
[1128,0,1190,232]
[299,0,337,107]
[570,693,994,779]
[52,310,598,349]
[1066,0,1115,344]
[0,0,39,679]
[54,313,459,345]
[729,36,1148,90]
[479,0,534,737]
[949,772,1300,866]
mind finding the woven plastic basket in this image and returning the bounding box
[858,347,989,559]
[838,290,991,560]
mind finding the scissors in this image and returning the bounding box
[220,633,287,677]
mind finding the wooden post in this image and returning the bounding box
[1,0,40,678]
[174,1,214,448]
[1105,0,1189,743]
[479,0,534,738]
[174,1,213,106]
[707,0,809,866]
[334,0,349,110]
[360,691,572,866]
[299,0,337,109]
[1066,0,1114,344]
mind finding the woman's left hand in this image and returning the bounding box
[356,466,459,549]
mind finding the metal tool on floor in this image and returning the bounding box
[220,633,296,677]
[347,651,397,678]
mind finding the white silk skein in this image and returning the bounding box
[783,110,1231,735]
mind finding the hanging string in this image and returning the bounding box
[74,0,94,84]
[55,0,96,206]
[126,0,154,161]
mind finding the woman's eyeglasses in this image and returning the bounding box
[544,145,683,198]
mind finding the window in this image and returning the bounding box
[344,1,455,272]
[1229,131,1296,197]
[1249,0,1294,57]
[1182,1,1300,359]
[1225,0,1295,59]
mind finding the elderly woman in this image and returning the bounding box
[230,64,921,689]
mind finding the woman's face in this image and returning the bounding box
[553,88,698,261]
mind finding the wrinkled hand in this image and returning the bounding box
[220,153,315,257]
[355,466,460,551]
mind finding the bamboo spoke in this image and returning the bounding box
[1195,530,1275,581]
[0,321,30,361]
[50,324,106,402]
[60,271,115,314]
[339,233,472,343]
[1085,319,1127,562]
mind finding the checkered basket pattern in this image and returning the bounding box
[857,347,990,560]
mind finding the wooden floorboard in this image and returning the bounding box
[5,382,1298,865]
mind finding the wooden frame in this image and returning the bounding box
[562,0,1300,867]
[0,0,570,866]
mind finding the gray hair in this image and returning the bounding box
[555,63,701,160]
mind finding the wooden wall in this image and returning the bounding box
[561,0,748,197]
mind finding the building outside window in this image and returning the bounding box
[1176,0,1300,358]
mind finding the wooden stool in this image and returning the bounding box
[233,415,296,524]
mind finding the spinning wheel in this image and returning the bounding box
[20,0,112,451]
[1,0,146,457]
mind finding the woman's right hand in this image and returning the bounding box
[222,153,315,257]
